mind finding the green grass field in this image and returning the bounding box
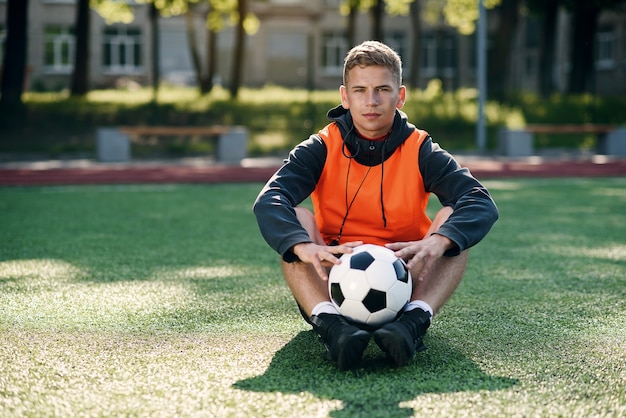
[1,178,624,417]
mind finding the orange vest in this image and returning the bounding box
[312,123,432,246]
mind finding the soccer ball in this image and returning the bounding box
[328,244,412,328]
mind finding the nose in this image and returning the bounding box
[366,90,380,106]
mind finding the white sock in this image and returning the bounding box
[311,301,340,316]
[404,300,433,322]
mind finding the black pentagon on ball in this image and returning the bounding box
[392,259,410,283]
[330,282,345,306]
[362,288,387,312]
[350,251,375,271]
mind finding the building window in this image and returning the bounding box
[385,32,408,71]
[421,34,437,77]
[421,32,457,78]
[438,33,457,77]
[103,26,143,74]
[44,26,74,73]
[596,27,616,70]
[322,32,347,77]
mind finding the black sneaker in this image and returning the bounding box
[373,308,431,367]
[309,313,371,371]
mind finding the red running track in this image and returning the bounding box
[1,158,625,186]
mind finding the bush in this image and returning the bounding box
[1,86,624,157]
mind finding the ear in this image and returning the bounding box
[340,85,350,109]
[397,85,407,109]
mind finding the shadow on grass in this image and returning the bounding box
[234,330,517,418]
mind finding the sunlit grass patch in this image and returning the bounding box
[1,179,624,417]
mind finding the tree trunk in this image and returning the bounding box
[347,0,357,49]
[70,0,90,96]
[185,8,205,91]
[567,2,600,94]
[369,0,384,42]
[1,0,29,107]
[538,0,559,98]
[149,3,160,102]
[408,0,422,89]
[487,0,521,101]
[229,0,247,99]
[203,23,216,94]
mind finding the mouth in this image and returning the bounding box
[363,113,380,120]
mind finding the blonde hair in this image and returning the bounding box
[343,41,403,86]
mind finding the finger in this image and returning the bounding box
[385,242,409,250]
[418,258,436,282]
[409,259,425,275]
[341,241,364,248]
[312,259,329,281]
[326,243,362,256]
[320,247,343,263]
[407,252,426,275]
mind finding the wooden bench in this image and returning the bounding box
[498,124,626,157]
[96,125,248,164]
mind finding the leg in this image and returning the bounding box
[374,206,468,366]
[411,206,468,314]
[410,251,468,314]
[281,207,331,318]
[284,207,370,370]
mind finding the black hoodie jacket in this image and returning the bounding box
[253,105,499,262]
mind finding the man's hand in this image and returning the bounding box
[292,241,363,281]
[386,235,453,282]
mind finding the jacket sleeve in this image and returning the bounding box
[419,137,499,256]
[253,135,327,262]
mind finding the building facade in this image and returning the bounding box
[0,0,625,95]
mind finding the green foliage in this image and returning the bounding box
[422,0,501,34]
[1,86,625,157]
[92,0,135,24]
[0,179,624,416]
[509,92,626,149]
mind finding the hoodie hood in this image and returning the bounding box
[326,104,416,167]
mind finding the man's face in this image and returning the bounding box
[340,65,406,139]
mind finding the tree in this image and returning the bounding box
[0,0,29,108]
[149,2,160,102]
[342,0,359,48]
[369,0,384,41]
[408,0,422,89]
[186,6,211,93]
[563,0,626,94]
[146,0,258,99]
[527,0,561,98]
[229,0,248,99]
[70,0,91,96]
[186,1,227,94]
[69,0,133,96]
[421,0,505,96]
[486,0,522,101]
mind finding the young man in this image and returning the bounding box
[253,41,498,370]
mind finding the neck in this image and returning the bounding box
[356,130,391,142]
